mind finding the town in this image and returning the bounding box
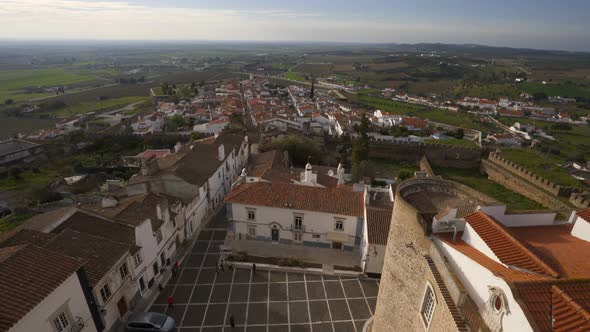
[2,69,590,332]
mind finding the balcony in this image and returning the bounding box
[289,224,305,232]
[67,317,86,332]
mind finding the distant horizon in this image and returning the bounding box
[1,0,589,52]
[0,39,588,54]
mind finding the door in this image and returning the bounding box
[117,297,128,318]
[271,228,279,242]
[332,242,343,250]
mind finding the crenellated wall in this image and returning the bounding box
[570,192,590,209]
[369,139,492,169]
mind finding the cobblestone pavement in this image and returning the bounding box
[149,230,379,332]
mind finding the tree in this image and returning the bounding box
[269,135,321,166]
[352,114,371,181]
[169,114,186,129]
[398,170,413,181]
[533,92,548,101]
[4,99,14,105]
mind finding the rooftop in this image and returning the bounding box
[366,206,393,245]
[0,244,83,332]
[224,181,364,217]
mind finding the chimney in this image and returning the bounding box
[337,163,345,185]
[218,144,225,161]
[304,163,313,183]
[174,142,182,153]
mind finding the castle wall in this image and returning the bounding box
[369,140,489,169]
[481,159,573,216]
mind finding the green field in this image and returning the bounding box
[369,158,418,179]
[0,68,113,103]
[0,213,36,232]
[434,166,546,211]
[284,71,307,82]
[501,148,582,188]
[520,82,590,99]
[46,96,149,116]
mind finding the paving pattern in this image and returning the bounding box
[149,230,379,332]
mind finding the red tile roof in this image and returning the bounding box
[366,206,392,245]
[509,224,590,278]
[0,245,83,332]
[464,211,558,277]
[224,182,364,217]
[435,233,551,282]
[579,208,590,223]
[552,283,590,332]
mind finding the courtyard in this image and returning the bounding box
[148,229,379,332]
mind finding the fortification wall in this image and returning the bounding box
[419,156,435,177]
[570,192,590,209]
[481,159,573,216]
[369,139,489,169]
[487,152,575,197]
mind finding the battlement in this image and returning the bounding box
[570,192,590,209]
[487,152,576,197]
[370,137,484,152]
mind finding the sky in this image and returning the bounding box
[0,0,589,51]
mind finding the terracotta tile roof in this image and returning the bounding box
[50,211,136,246]
[0,229,56,249]
[512,281,554,332]
[0,245,83,332]
[366,206,392,245]
[44,229,133,287]
[552,283,590,332]
[224,182,364,217]
[509,224,590,278]
[579,208,590,223]
[423,255,468,332]
[435,233,551,282]
[464,211,559,277]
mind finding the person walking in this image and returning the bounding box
[167,295,174,309]
[252,263,256,274]
[229,313,235,328]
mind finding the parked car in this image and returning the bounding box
[124,312,175,332]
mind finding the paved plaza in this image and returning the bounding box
[148,230,379,331]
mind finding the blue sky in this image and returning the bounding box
[1,0,589,51]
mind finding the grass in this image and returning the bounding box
[433,166,546,211]
[0,213,36,232]
[369,158,418,179]
[0,68,114,103]
[284,72,307,82]
[501,148,582,188]
[0,168,64,192]
[520,82,590,99]
[46,96,149,116]
[424,139,479,148]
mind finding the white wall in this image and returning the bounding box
[480,206,558,227]
[461,224,501,264]
[9,273,97,332]
[231,203,359,247]
[434,239,534,332]
[572,216,590,242]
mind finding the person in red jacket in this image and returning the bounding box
[167,295,174,309]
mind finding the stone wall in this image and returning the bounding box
[369,139,491,169]
[419,156,435,177]
[487,152,575,197]
[481,159,573,216]
[570,192,590,209]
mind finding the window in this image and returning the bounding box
[119,263,129,279]
[153,261,159,276]
[335,220,344,231]
[155,230,163,244]
[139,276,146,292]
[492,294,503,312]
[312,234,321,239]
[52,310,70,332]
[247,209,256,221]
[294,215,303,230]
[420,284,436,327]
[100,283,111,302]
[248,225,256,237]
[134,252,143,267]
[294,232,302,242]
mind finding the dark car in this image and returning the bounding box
[124,312,175,332]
